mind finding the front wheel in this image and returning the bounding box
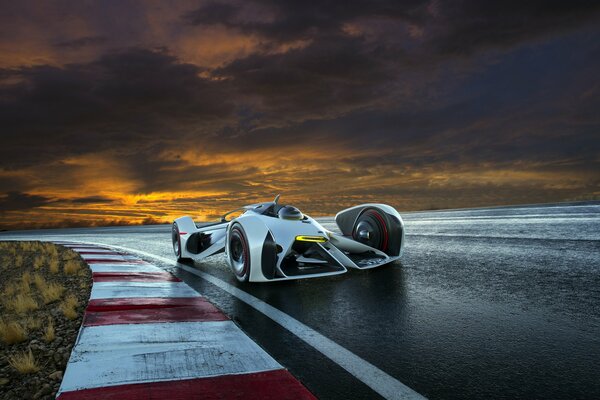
[352,208,389,253]
[228,224,251,282]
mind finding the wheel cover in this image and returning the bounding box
[230,228,249,277]
[353,210,388,251]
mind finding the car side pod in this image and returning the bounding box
[173,216,228,262]
[334,204,405,258]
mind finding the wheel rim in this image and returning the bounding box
[172,224,181,257]
[353,210,388,251]
[230,228,248,277]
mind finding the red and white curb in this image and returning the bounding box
[54,241,316,399]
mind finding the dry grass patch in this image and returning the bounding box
[2,283,18,298]
[45,244,58,258]
[1,255,11,270]
[32,273,47,290]
[62,251,78,261]
[63,260,82,275]
[33,255,44,269]
[22,316,42,330]
[48,258,60,274]
[19,272,32,294]
[8,293,38,314]
[19,279,31,294]
[0,240,93,397]
[21,271,32,286]
[60,295,79,320]
[0,320,28,344]
[8,348,39,374]
[43,318,55,343]
[40,282,65,304]
[31,273,65,304]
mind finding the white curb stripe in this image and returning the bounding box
[89,263,165,273]
[87,243,426,400]
[62,245,110,249]
[90,281,200,299]
[86,262,152,268]
[60,321,282,392]
[70,248,116,253]
[80,254,139,260]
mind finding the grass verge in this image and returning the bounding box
[0,241,91,398]
[8,348,39,374]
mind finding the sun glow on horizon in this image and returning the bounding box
[1,147,595,230]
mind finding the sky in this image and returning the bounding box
[0,0,599,229]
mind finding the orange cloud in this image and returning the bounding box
[1,142,595,230]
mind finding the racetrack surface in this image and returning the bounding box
[2,202,599,399]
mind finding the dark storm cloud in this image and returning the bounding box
[186,0,426,41]
[54,35,108,49]
[186,0,600,53]
[197,0,600,126]
[0,192,116,211]
[0,191,52,211]
[68,196,115,204]
[213,33,398,117]
[122,151,262,194]
[2,1,596,175]
[217,30,599,168]
[429,1,600,55]
[0,48,234,169]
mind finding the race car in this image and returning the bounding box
[172,195,405,282]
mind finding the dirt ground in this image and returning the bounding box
[0,241,92,400]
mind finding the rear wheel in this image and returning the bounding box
[352,208,389,252]
[172,223,189,262]
[229,224,250,282]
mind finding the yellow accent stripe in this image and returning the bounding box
[295,235,328,243]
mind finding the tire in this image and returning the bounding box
[228,224,251,282]
[352,208,389,253]
[172,223,188,262]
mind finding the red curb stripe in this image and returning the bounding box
[83,297,228,326]
[69,248,114,252]
[83,305,228,326]
[87,297,211,311]
[84,259,149,264]
[57,370,316,400]
[93,272,181,282]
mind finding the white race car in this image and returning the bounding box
[172,195,404,282]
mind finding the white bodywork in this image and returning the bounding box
[173,197,405,282]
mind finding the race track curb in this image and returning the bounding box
[53,241,316,399]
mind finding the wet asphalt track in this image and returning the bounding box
[2,202,599,399]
